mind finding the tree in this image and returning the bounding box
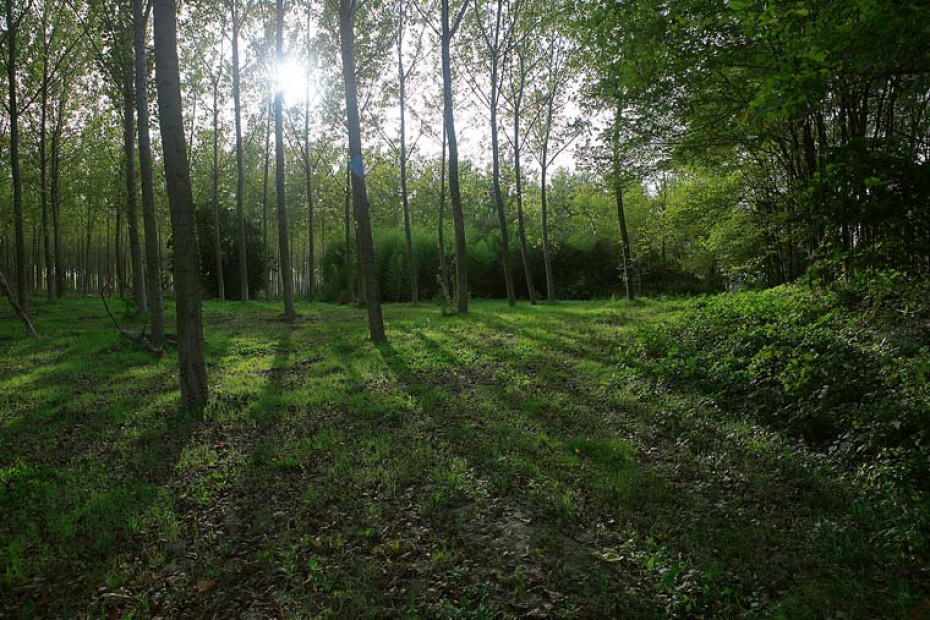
[505,31,533,303]
[134,0,165,344]
[529,32,577,301]
[152,0,209,409]
[394,0,422,304]
[4,0,28,309]
[274,0,295,320]
[472,0,520,306]
[338,0,386,340]
[440,0,471,313]
[228,0,255,301]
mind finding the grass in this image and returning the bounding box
[1,295,927,617]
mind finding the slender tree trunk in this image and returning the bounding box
[153,0,209,410]
[116,206,125,296]
[262,102,272,301]
[122,81,148,313]
[232,8,249,301]
[511,63,534,304]
[211,76,226,301]
[0,269,37,336]
[85,200,93,295]
[441,0,468,313]
[344,160,354,301]
[397,0,418,304]
[51,96,65,297]
[540,157,555,301]
[5,1,27,310]
[135,0,165,344]
[275,0,295,320]
[438,121,450,302]
[340,0,385,341]
[489,60,516,305]
[39,30,55,300]
[613,110,633,300]
[303,63,315,302]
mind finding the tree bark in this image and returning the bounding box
[511,53,534,304]
[51,93,65,297]
[343,159,354,301]
[613,108,633,300]
[5,0,27,310]
[275,0,295,320]
[211,75,226,301]
[153,0,209,410]
[262,102,272,300]
[232,3,249,301]
[122,80,148,313]
[39,16,55,300]
[489,59,516,305]
[438,121,450,302]
[303,31,315,302]
[340,0,385,341]
[135,0,165,344]
[441,0,469,313]
[397,0,418,304]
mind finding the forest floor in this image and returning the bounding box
[1,297,927,618]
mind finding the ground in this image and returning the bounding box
[0,298,925,617]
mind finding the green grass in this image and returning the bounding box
[1,296,926,617]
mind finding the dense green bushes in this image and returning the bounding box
[317,228,722,303]
[194,204,267,300]
[629,276,930,492]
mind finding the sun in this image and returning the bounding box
[273,57,311,105]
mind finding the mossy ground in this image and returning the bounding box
[1,297,926,617]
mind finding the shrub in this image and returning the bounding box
[632,280,930,492]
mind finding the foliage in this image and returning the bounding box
[193,202,267,300]
[631,276,930,493]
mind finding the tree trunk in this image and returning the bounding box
[85,200,93,295]
[5,0,27,310]
[0,269,37,336]
[135,0,165,344]
[540,157,555,301]
[343,159,354,301]
[262,102,272,301]
[397,0,418,304]
[303,53,315,302]
[441,0,468,314]
[122,81,149,313]
[51,91,66,297]
[153,0,209,410]
[613,106,633,300]
[39,29,55,300]
[275,0,295,320]
[116,206,125,297]
[340,0,385,341]
[211,76,226,301]
[232,8,249,301]
[511,59,534,304]
[438,121,450,302]
[489,59,516,306]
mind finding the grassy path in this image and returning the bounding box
[0,298,922,617]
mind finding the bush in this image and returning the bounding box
[631,280,930,492]
[194,203,267,300]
